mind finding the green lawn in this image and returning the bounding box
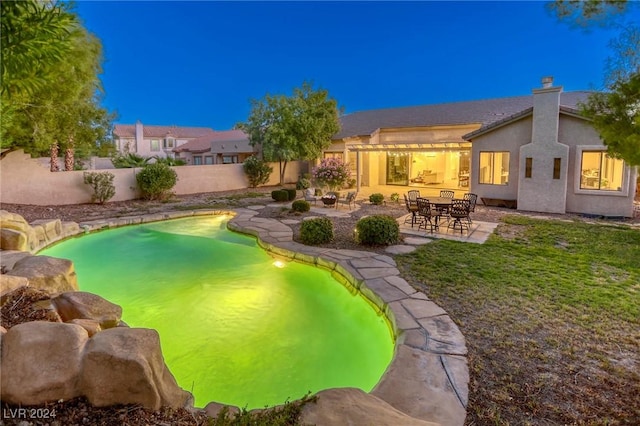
[396,216,640,425]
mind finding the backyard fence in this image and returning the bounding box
[0,150,305,206]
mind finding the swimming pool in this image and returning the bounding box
[41,215,394,408]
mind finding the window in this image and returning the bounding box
[324,152,344,161]
[204,156,214,165]
[479,151,510,185]
[553,158,561,180]
[222,155,238,164]
[193,156,202,165]
[525,157,532,178]
[580,151,624,191]
[150,139,160,151]
[163,138,175,149]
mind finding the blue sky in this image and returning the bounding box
[74,1,638,130]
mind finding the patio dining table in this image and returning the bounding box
[428,197,454,223]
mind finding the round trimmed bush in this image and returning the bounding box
[355,215,399,246]
[300,217,333,245]
[286,188,297,201]
[271,189,289,202]
[291,200,311,213]
[369,193,384,205]
[136,163,177,200]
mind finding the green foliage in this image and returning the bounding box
[271,190,289,202]
[296,177,311,190]
[112,153,152,168]
[135,163,178,201]
[239,81,341,184]
[83,171,115,204]
[300,217,334,245]
[390,193,400,203]
[546,0,628,28]
[154,156,187,166]
[581,72,640,166]
[242,156,273,187]
[285,188,297,201]
[1,1,114,156]
[355,215,399,246]
[369,193,385,205]
[291,200,311,213]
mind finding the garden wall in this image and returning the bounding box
[0,150,305,206]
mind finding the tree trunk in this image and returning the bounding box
[50,143,59,172]
[280,160,288,185]
[65,136,74,171]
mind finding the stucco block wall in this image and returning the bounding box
[0,150,304,206]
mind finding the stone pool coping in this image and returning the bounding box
[63,208,469,426]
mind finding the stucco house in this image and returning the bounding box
[174,129,256,165]
[113,122,215,159]
[326,77,637,218]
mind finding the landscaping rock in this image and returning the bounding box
[67,318,102,337]
[0,250,30,271]
[52,291,122,329]
[6,255,78,293]
[80,327,192,410]
[0,228,28,251]
[204,401,240,420]
[301,388,439,426]
[0,210,37,251]
[0,275,29,305]
[0,321,88,405]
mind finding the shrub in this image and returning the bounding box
[83,171,115,204]
[390,193,400,203]
[286,188,297,201]
[355,215,399,246]
[243,156,273,188]
[300,217,333,245]
[369,193,384,205]
[291,200,311,213]
[111,153,151,168]
[136,163,178,200]
[311,157,350,191]
[271,189,289,202]
[296,176,311,190]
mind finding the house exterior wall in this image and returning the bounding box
[470,118,531,202]
[0,150,304,206]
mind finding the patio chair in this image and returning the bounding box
[463,193,478,223]
[304,188,319,204]
[403,194,420,227]
[407,190,420,205]
[337,191,357,210]
[447,199,471,234]
[416,197,440,233]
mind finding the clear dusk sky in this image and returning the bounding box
[74,1,639,131]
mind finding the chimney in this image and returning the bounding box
[531,76,562,146]
[135,120,143,152]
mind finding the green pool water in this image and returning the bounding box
[41,215,394,408]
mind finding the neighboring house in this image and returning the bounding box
[327,77,637,218]
[174,129,256,165]
[113,121,215,159]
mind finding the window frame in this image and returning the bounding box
[150,139,160,152]
[478,151,510,185]
[574,146,630,196]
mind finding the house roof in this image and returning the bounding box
[113,124,215,139]
[174,129,254,154]
[334,91,592,140]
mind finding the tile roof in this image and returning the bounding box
[113,124,215,139]
[334,91,592,140]
[175,129,254,154]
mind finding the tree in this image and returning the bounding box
[580,73,640,166]
[1,0,114,158]
[548,0,640,166]
[239,82,341,184]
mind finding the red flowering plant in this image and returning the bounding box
[311,158,351,195]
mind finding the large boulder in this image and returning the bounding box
[80,327,192,410]
[300,388,440,426]
[0,321,88,405]
[52,291,122,329]
[0,210,37,251]
[0,250,31,272]
[6,255,78,293]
